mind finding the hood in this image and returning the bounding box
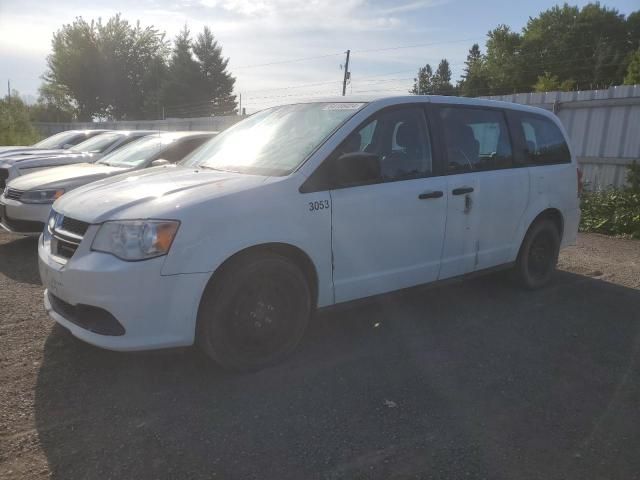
[0,151,96,171]
[7,163,128,191]
[0,147,68,159]
[0,146,29,156]
[54,166,272,223]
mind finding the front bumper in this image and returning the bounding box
[38,234,211,351]
[0,197,48,235]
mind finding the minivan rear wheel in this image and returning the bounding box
[197,253,311,371]
[515,219,561,289]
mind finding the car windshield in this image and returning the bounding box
[33,131,83,149]
[71,133,123,154]
[180,102,365,175]
[98,136,168,168]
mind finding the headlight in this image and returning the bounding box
[91,220,180,261]
[20,189,65,204]
[42,210,57,248]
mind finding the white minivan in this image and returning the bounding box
[38,96,580,371]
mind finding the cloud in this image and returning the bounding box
[0,0,456,108]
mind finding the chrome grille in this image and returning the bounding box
[50,212,90,260]
[4,188,23,201]
[61,216,89,236]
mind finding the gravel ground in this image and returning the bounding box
[0,231,639,479]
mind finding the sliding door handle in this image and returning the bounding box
[452,186,474,195]
[418,190,444,200]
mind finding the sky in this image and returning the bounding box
[0,0,638,112]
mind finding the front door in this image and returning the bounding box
[329,105,448,303]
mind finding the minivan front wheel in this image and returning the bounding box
[515,219,561,289]
[197,253,311,371]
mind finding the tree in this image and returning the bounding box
[532,72,577,92]
[42,15,168,120]
[410,64,434,94]
[193,27,237,115]
[483,24,524,95]
[0,92,40,145]
[462,4,639,96]
[30,82,77,122]
[624,48,640,84]
[628,11,640,49]
[458,44,489,97]
[161,26,203,117]
[43,17,102,120]
[161,26,237,117]
[520,4,631,89]
[433,59,454,95]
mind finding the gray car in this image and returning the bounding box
[0,129,110,159]
[0,131,216,235]
[0,130,156,190]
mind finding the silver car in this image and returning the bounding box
[0,129,110,159]
[0,131,216,235]
[0,130,156,190]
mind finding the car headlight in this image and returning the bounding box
[20,189,65,204]
[91,220,180,261]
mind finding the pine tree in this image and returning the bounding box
[458,43,489,97]
[410,64,433,94]
[193,27,237,115]
[433,59,453,95]
[161,26,202,117]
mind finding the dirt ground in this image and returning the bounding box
[1,232,639,479]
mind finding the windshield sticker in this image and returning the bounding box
[321,103,364,111]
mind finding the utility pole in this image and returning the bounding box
[239,93,242,116]
[7,80,10,102]
[342,50,351,96]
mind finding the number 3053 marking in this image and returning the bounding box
[309,200,330,211]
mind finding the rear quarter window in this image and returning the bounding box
[519,115,570,165]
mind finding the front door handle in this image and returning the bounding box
[418,190,443,200]
[452,186,474,195]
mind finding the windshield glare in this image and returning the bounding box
[34,131,81,149]
[180,102,365,175]
[72,133,123,154]
[99,137,168,168]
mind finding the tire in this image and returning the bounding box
[514,219,561,289]
[197,252,311,371]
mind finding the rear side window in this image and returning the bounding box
[518,115,570,165]
[439,107,513,173]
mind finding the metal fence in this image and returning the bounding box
[484,84,640,190]
[34,85,640,190]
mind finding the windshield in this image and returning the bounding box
[72,133,123,154]
[98,136,168,168]
[180,102,365,175]
[34,131,83,149]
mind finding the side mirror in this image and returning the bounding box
[334,151,382,187]
[151,159,170,167]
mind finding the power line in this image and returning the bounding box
[352,37,481,54]
[233,52,344,70]
[229,36,482,72]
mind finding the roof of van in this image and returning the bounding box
[294,95,553,117]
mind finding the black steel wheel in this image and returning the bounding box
[197,252,311,371]
[515,219,561,289]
